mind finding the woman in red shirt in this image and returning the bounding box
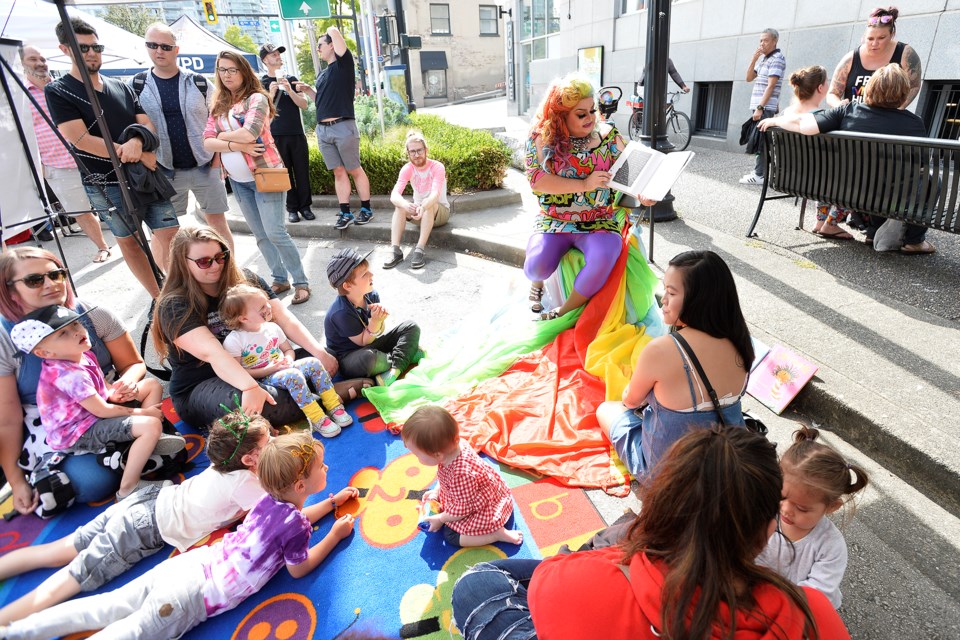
[451,427,850,640]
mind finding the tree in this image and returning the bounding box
[223,25,258,55]
[99,6,160,37]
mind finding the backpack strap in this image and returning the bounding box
[671,332,727,427]
[192,73,208,99]
[132,70,148,97]
[141,298,171,381]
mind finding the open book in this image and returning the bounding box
[608,141,694,201]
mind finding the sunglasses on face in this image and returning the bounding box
[576,109,598,119]
[217,67,240,77]
[7,268,69,289]
[145,42,176,51]
[868,15,893,25]
[186,250,230,269]
[76,44,105,54]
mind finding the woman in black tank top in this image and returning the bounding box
[827,6,922,108]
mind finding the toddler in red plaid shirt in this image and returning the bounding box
[403,406,522,547]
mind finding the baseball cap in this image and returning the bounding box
[10,304,96,354]
[259,43,286,60]
[327,248,374,289]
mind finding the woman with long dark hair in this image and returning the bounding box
[452,427,850,639]
[596,250,752,478]
[202,51,312,304]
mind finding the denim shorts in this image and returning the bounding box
[69,483,164,591]
[67,416,135,454]
[83,183,179,238]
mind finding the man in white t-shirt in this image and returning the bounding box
[383,132,450,270]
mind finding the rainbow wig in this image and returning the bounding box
[532,74,596,160]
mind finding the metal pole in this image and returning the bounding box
[641,0,676,241]
[349,0,369,95]
[306,21,321,77]
[393,0,416,111]
[362,0,386,136]
[280,17,298,75]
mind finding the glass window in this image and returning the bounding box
[521,0,532,38]
[479,5,499,35]
[620,0,645,14]
[693,82,731,138]
[430,4,451,35]
[921,81,960,139]
[424,69,447,98]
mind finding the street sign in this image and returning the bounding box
[270,19,281,33]
[278,0,331,19]
[237,19,257,27]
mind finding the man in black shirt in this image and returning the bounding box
[259,43,315,223]
[45,18,178,298]
[299,27,374,231]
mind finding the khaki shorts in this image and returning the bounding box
[413,202,450,227]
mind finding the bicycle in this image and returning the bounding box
[626,85,692,151]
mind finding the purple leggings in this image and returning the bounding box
[524,231,622,298]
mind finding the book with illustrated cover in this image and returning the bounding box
[747,344,818,415]
[607,141,695,201]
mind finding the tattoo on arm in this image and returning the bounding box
[829,54,852,101]
[902,46,922,106]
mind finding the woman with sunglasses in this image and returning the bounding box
[524,74,655,320]
[827,6,922,109]
[202,51,312,305]
[153,226,358,431]
[0,247,152,514]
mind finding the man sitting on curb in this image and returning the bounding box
[383,131,450,270]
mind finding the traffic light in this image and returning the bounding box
[203,1,218,25]
[377,16,390,47]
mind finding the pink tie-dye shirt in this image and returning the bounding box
[37,351,108,450]
[201,493,310,616]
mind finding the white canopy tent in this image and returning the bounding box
[167,14,259,76]
[0,0,150,73]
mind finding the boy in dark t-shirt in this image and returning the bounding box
[323,248,421,386]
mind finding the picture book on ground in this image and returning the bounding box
[608,141,695,201]
[747,344,818,414]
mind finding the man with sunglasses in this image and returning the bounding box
[259,43,316,224]
[132,23,235,252]
[45,18,178,298]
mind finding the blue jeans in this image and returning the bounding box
[452,559,541,640]
[61,452,119,503]
[229,178,308,287]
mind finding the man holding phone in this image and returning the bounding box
[259,43,315,223]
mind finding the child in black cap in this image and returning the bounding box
[323,248,421,386]
[10,305,184,501]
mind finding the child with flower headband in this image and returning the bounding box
[220,283,352,438]
[0,409,269,625]
[0,430,358,639]
[757,426,869,609]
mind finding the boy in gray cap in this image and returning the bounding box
[323,249,421,386]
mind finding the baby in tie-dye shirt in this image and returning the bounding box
[0,431,359,640]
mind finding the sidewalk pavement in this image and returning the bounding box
[223,98,960,517]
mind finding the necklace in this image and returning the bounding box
[570,132,596,153]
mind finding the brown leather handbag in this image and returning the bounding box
[253,167,291,193]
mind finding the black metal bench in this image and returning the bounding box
[745,128,960,238]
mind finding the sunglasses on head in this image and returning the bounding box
[867,15,894,25]
[186,250,230,269]
[7,268,69,289]
[145,42,176,52]
[76,44,105,54]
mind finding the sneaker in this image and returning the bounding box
[739,173,764,185]
[300,208,316,221]
[335,211,355,230]
[355,206,374,225]
[153,433,186,457]
[410,248,425,269]
[311,415,341,438]
[329,405,354,428]
[382,247,404,269]
[375,368,400,387]
[287,210,300,223]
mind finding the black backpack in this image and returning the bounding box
[132,71,208,100]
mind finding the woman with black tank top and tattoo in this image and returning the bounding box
[827,6,922,108]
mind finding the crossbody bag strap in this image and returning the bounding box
[672,332,727,427]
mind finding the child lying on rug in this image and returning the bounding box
[0,410,269,625]
[220,283,353,438]
[402,405,523,547]
[10,305,185,502]
[0,430,359,640]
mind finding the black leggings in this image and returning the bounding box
[172,377,304,433]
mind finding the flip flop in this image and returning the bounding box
[815,228,854,240]
[92,247,111,263]
[900,240,936,254]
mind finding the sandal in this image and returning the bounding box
[900,240,936,255]
[292,286,311,305]
[271,282,292,295]
[92,247,111,263]
[536,309,561,322]
[529,285,545,313]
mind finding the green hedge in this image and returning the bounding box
[307,113,511,195]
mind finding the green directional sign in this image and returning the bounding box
[270,19,281,33]
[278,0,331,20]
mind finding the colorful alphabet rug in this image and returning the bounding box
[0,397,611,639]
